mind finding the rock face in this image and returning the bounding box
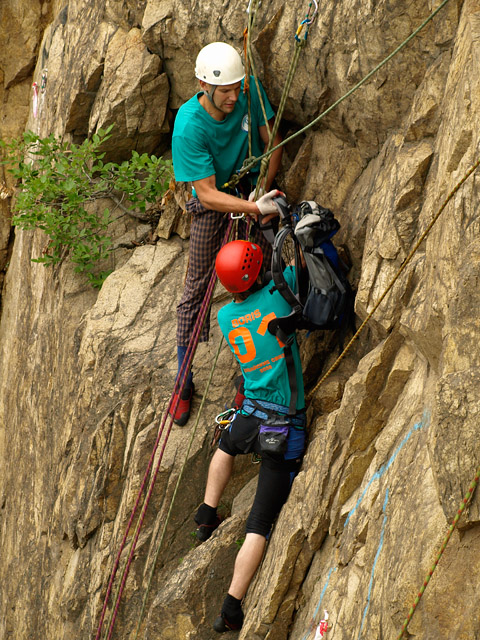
[1,1,480,639]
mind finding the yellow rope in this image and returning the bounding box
[307,156,480,402]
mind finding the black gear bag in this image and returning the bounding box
[267,197,355,414]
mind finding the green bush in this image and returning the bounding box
[0,125,173,287]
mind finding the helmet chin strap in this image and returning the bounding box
[205,85,217,104]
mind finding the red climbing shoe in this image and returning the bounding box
[169,383,194,426]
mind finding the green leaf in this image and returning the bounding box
[1,125,175,288]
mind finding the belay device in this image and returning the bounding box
[267,195,354,414]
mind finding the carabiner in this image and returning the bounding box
[230,211,245,220]
[215,407,236,430]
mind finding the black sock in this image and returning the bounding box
[195,503,217,526]
[222,594,244,626]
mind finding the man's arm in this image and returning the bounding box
[193,175,262,216]
[193,176,281,221]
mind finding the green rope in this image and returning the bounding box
[235,0,452,181]
[396,464,480,639]
[245,0,259,160]
[253,0,317,193]
[132,335,225,639]
[253,41,304,196]
[225,0,314,192]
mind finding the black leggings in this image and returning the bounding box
[245,460,298,536]
[219,413,303,537]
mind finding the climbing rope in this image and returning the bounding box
[252,0,318,195]
[307,156,480,402]
[396,464,480,639]
[95,219,235,640]
[231,0,452,184]
[225,0,318,193]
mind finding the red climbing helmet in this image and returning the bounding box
[215,240,263,293]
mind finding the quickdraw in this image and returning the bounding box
[295,0,319,42]
[215,407,237,428]
[40,68,48,93]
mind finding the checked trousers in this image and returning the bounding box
[176,197,273,346]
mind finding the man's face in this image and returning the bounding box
[203,81,242,114]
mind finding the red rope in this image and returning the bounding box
[95,217,234,640]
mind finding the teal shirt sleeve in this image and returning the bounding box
[172,127,215,184]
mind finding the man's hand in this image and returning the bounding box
[254,189,284,223]
[248,188,265,202]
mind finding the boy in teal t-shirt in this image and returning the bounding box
[193,240,306,634]
[217,265,305,411]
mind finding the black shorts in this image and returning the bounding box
[219,412,305,536]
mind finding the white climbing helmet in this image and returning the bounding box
[195,42,245,85]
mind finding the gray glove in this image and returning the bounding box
[255,189,282,215]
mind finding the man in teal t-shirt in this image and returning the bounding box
[169,42,283,427]
[173,75,274,192]
[193,240,306,634]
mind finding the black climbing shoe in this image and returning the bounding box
[213,612,243,633]
[195,515,222,542]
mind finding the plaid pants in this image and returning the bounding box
[176,197,273,346]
